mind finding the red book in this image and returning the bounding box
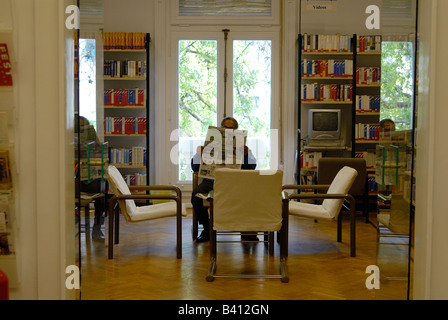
[138,89,145,106]
[0,43,13,86]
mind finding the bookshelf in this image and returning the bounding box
[103,32,151,189]
[297,33,355,185]
[0,33,19,288]
[354,34,382,195]
[298,33,382,196]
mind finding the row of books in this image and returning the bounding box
[104,117,147,135]
[123,173,147,188]
[354,151,376,169]
[104,60,147,79]
[299,174,317,189]
[301,34,353,52]
[356,67,381,85]
[300,151,322,170]
[110,147,147,167]
[104,88,146,106]
[355,123,380,141]
[357,35,382,53]
[300,34,382,53]
[367,174,379,194]
[301,83,353,102]
[355,95,380,113]
[0,43,13,86]
[74,55,78,79]
[301,59,353,78]
[103,32,147,50]
[0,209,13,256]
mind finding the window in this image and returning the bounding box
[174,33,277,182]
[78,38,97,129]
[380,41,414,131]
[177,39,218,181]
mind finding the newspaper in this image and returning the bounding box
[198,126,247,180]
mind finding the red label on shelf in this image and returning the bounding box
[0,43,13,86]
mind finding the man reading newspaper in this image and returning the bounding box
[191,117,256,243]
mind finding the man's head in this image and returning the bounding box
[380,119,395,131]
[220,117,238,130]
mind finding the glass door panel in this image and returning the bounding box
[232,40,272,169]
[178,40,218,181]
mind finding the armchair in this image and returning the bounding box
[283,166,358,257]
[107,165,187,259]
[205,168,289,282]
[317,157,368,222]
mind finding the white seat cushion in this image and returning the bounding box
[288,201,331,220]
[131,202,187,222]
[108,165,186,221]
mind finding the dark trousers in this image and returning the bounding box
[81,178,109,226]
[191,179,214,229]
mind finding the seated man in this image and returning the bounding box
[75,116,109,241]
[191,117,257,243]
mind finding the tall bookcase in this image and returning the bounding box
[103,32,151,188]
[354,35,382,196]
[0,31,19,288]
[297,33,381,197]
[297,33,355,185]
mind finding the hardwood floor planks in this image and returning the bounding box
[79,208,409,300]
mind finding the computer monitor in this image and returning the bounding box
[308,109,341,140]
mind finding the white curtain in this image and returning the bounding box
[178,0,272,16]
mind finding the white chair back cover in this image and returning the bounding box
[213,168,283,232]
[107,165,136,220]
[322,166,358,219]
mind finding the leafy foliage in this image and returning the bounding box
[381,42,414,131]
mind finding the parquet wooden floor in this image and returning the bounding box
[79,208,411,300]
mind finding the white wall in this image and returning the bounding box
[9,0,75,299]
[414,0,448,300]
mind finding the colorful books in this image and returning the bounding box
[123,173,147,188]
[0,43,13,86]
[301,59,353,77]
[110,146,146,167]
[356,35,382,53]
[355,95,380,112]
[356,67,381,85]
[104,88,146,106]
[355,123,380,141]
[301,34,353,52]
[301,83,353,102]
[104,117,147,135]
[104,59,147,78]
[103,32,147,50]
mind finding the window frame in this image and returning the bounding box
[168,29,281,186]
[169,0,280,26]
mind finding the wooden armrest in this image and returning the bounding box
[112,193,180,201]
[283,184,330,191]
[128,185,181,197]
[288,193,349,201]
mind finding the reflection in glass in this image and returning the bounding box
[381,41,414,131]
